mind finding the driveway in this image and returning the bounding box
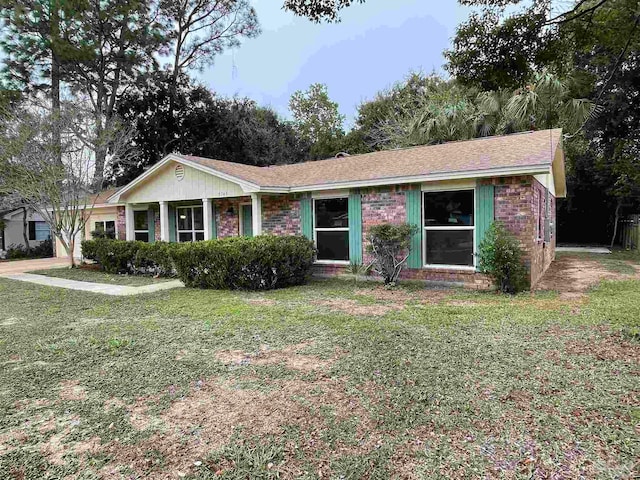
[0,257,69,275]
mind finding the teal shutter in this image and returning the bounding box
[211,203,217,239]
[348,190,362,264]
[147,208,155,244]
[405,188,422,268]
[300,195,313,240]
[168,205,176,243]
[475,182,495,268]
[241,204,253,237]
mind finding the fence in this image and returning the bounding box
[617,215,639,250]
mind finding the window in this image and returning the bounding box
[134,210,149,242]
[314,197,349,262]
[29,221,51,241]
[177,206,204,242]
[94,221,116,239]
[424,190,474,267]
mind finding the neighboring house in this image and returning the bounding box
[1,207,51,253]
[56,129,566,288]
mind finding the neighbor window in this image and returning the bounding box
[94,220,116,239]
[314,197,349,262]
[134,210,149,242]
[177,206,204,242]
[424,190,474,267]
[28,221,50,241]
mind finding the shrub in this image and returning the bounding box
[366,223,418,286]
[170,235,315,290]
[5,244,29,260]
[81,238,177,276]
[477,222,529,294]
[5,238,53,260]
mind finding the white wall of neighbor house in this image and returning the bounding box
[2,210,49,249]
[122,161,245,204]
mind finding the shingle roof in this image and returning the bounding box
[175,129,562,189]
[88,188,122,205]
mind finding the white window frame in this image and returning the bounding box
[313,196,350,265]
[422,187,476,271]
[239,202,252,236]
[133,209,150,243]
[176,205,205,242]
[94,220,117,238]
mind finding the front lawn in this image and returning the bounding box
[0,257,638,478]
[29,267,174,287]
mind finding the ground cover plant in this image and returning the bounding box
[29,267,175,287]
[0,252,638,479]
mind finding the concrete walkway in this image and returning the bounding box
[0,273,184,296]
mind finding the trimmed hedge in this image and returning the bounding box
[171,236,315,290]
[81,235,316,290]
[81,238,175,276]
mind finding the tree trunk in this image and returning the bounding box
[50,0,62,165]
[610,201,622,250]
[67,236,76,267]
[22,207,30,252]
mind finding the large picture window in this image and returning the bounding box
[314,197,349,262]
[177,206,204,242]
[424,190,474,267]
[134,211,149,242]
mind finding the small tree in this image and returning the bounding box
[477,222,528,294]
[0,101,135,266]
[366,223,418,286]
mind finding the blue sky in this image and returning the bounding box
[195,0,472,128]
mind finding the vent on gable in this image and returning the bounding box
[175,164,185,181]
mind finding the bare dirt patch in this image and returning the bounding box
[215,342,335,373]
[58,380,87,401]
[245,298,278,307]
[566,333,640,363]
[99,375,375,479]
[355,286,450,304]
[536,255,639,298]
[314,298,404,316]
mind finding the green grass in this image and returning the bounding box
[28,267,174,286]
[0,267,638,479]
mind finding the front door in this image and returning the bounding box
[241,204,253,237]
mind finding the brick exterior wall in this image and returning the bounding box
[213,197,250,238]
[361,186,407,265]
[530,177,556,287]
[116,206,126,240]
[262,195,302,236]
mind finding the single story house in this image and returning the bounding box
[1,207,51,254]
[57,129,566,287]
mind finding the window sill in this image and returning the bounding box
[422,265,476,272]
[314,260,350,266]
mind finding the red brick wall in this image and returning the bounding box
[262,195,301,235]
[361,186,407,265]
[213,197,250,238]
[529,177,556,286]
[116,206,126,240]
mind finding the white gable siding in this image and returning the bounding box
[122,161,245,203]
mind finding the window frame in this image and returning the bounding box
[175,205,205,243]
[313,195,350,265]
[94,220,116,239]
[422,187,476,270]
[133,209,150,243]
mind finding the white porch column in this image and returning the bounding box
[251,193,262,236]
[125,204,135,241]
[202,198,212,240]
[159,201,170,242]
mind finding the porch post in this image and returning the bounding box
[251,193,262,236]
[202,198,212,240]
[125,204,135,241]
[159,201,170,242]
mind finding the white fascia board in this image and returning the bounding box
[285,164,552,193]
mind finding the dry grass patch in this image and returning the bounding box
[99,375,376,479]
[313,298,404,316]
[566,332,640,363]
[215,342,337,373]
[58,380,87,401]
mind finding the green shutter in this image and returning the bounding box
[475,182,495,268]
[300,195,313,240]
[405,188,422,268]
[348,190,362,264]
[211,203,217,239]
[147,208,155,244]
[168,205,176,243]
